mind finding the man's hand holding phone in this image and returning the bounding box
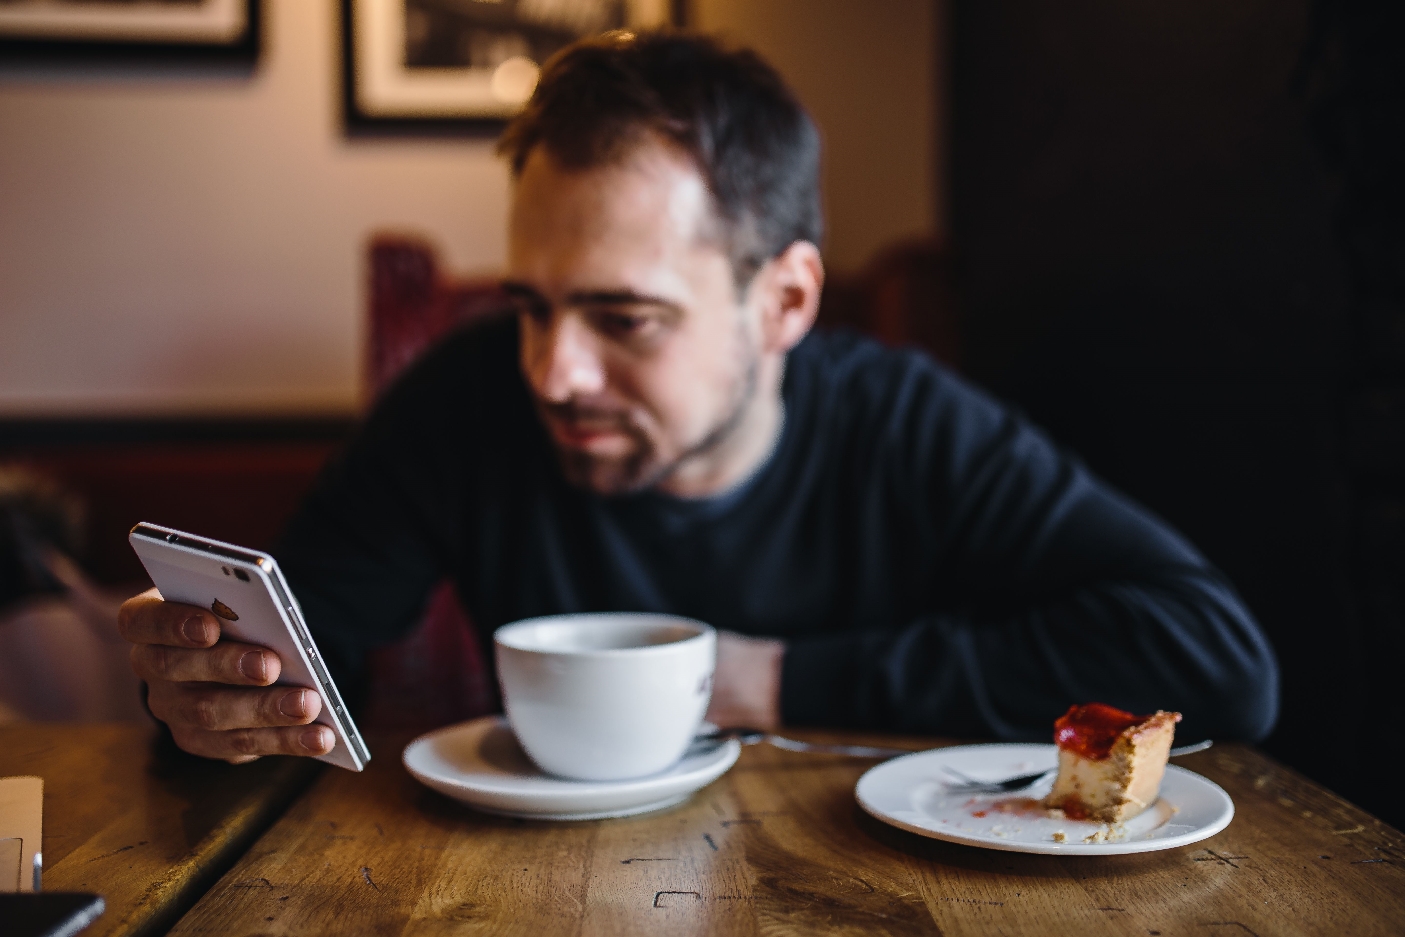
[118,587,335,763]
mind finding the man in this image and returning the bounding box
[118,32,1277,764]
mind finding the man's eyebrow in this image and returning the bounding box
[501,281,681,312]
[565,288,680,309]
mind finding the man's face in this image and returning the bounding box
[507,140,761,495]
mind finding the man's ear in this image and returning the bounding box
[755,241,824,354]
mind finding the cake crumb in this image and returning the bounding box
[1052,831,1067,843]
[1082,825,1128,844]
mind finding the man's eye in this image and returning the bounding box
[521,300,551,322]
[595,310,652,335]
[505,292,550,321]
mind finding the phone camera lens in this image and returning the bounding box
[234,569,250,582]
[166,533,178,542]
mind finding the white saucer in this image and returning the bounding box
[856,743,1235,855]
[403,716,741,821]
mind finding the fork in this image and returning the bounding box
[692,726,915,759]
[938,739,1215,795]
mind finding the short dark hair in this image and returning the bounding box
[498,30,823,289]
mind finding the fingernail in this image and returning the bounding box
[182,616,208,644]
[300,726,329,752]
[239,651,266,681]
[279,689,305,718]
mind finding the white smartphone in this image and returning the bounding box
[128,522,369,772]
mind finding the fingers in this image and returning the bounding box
[118,590,340,765]
[130,640,282,686]
[170,723,335,764]
[147,680,324,733]
[118,587,220,648]
[146,679,336,764]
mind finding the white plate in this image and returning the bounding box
[403,716,741,821]
[856,743,1234,855]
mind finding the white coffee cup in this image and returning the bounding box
[494,613,716,781]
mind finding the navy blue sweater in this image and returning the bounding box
[278,318,1279,742]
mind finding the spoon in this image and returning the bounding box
[692,726,916,759]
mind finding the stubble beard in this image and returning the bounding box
[546,343,761,497]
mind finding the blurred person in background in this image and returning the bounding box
[0,467,145,723]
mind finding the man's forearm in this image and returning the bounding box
[778,570,1279,743]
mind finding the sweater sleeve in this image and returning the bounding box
[779,358,1280,743]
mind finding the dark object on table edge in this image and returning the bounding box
[0,893,104,937]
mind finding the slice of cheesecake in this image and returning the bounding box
[1043,703,1181,823]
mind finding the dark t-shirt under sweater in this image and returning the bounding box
[277,318,1279,742]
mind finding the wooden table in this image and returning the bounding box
[169,729,1405,936]
[0,724,318,937]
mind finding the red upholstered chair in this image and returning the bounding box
[361,236,509,729]
[815,237,960,370]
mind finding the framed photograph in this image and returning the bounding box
[0,0,258,60]
[343,0,673,131]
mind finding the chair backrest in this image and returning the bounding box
[362,236,508,729]
[815,237,960,369]
[368,236,510,393]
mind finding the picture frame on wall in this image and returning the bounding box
[0,0,258,62]
[343,0,674,132]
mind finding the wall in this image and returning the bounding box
[0,0,940,418]
[0,0,509,417]
[692,0,941,273]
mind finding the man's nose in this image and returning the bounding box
[527,311,607,403]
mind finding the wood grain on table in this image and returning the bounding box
[0,723,319,937]
[169,729,1404,936]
